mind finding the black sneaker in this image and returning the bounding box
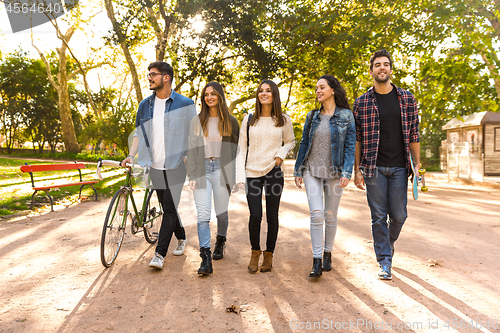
[378,265,392,280]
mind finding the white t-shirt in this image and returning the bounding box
[151,96,167,169]
[204,117,222,159]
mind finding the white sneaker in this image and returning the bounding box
[149,252,164,269]
[173,239,187,256]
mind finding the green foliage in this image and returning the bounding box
[405,0,500,147]
[414,51,499,147]
[0,49,62,153]
[3,0,500,163]
[81,97,137,156]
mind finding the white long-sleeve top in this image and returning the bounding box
[236,114,295,184]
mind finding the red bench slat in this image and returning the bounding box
[20,163,87,173]
[33,180,98,191]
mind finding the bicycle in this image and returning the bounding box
[96,158,163,268]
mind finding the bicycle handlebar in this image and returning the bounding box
[96,158,143,181]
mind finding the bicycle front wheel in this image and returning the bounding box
[143,189,163,244]
[101,188,128,267]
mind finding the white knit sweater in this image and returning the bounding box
[235,114,295,184]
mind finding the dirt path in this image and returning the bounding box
[1,161,499,333]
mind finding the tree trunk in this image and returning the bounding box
[56,46,80,153]
[104,0,143,103]
[33,27,81,153]
[481,52,500,100]
[38,141,45,154]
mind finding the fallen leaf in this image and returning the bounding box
[226,304,240,314]
[427,259,442,267]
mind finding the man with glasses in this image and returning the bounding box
[122,61,196,269]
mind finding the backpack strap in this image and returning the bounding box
[245,113,253,167]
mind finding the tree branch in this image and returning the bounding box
[228,94,254,113]
[31,39,59,91]
[47,18,104,119]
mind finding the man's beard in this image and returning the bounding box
[150,80,164,90]
[374,73,390,83]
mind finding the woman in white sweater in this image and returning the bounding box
[236,80,295,273]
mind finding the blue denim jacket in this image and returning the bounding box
[294,106,356,179]
[134,90,196,169]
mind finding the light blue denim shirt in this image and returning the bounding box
[134,90,196,170]
[294,106,356,179]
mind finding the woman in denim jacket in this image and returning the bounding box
[187,82,239,276]
[294,75,356,278]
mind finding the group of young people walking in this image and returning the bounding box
[122,49,420,280]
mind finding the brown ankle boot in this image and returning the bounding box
[260,251,273,272]
[248,249,261,273]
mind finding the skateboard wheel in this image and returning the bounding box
[419,168,426,175]
[421,186,428,192]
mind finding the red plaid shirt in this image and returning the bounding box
[353,84,419,178]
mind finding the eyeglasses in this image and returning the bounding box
[147,72,167,79]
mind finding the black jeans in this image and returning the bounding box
[246,166,284,253]
[150,164,187,257]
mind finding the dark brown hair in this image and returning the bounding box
[369,49,393,71]
[250,80,286,127]
[148,61,174,84]
[199,81,232,136]
[318,75,351,110]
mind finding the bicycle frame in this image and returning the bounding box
[97,159,157,229]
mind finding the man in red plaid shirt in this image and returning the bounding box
[353,49,420,280]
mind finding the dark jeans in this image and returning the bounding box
[364,167,408,267]
[246,166,284,253]
[150,164,187,257]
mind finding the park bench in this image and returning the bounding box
[20,162,99,211]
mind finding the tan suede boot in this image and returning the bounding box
[248,249,262,273]
[260,251,273,272]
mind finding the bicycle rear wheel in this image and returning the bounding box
[101,188,128,267]
[143,189,163,244]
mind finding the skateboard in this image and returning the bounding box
[409,154,419,200]
[409,154,429,200]
[419,166,428,193]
